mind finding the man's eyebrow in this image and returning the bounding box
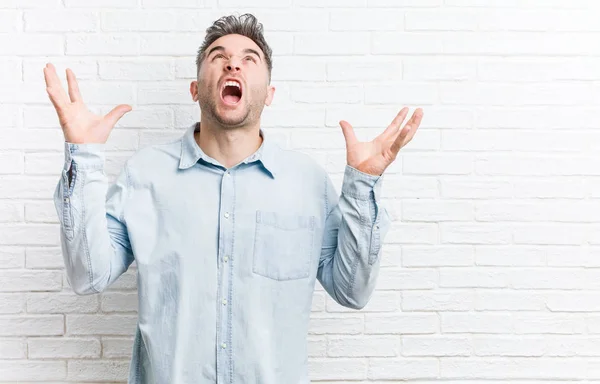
[243,48,262,60]
[207,46,225,57]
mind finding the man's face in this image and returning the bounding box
[191,34,275,128]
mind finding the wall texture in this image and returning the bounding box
[2,0,600,382]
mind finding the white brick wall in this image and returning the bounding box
[1,0,600,382]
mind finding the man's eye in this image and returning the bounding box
[213,54,225,59]
[245,56,256,62]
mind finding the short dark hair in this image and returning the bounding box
[196,13,273,81]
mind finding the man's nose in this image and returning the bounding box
[225,57,241,72]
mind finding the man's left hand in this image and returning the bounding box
[339,107,424,176]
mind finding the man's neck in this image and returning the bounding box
[194,119,263,169]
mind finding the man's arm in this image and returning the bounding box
[54,142,134,295]
[44,62,134,295]
[317,165,391,309]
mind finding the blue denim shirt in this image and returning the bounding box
[54,123,391,384]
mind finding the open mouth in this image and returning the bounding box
[221,80,242,105]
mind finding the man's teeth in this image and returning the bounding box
[225,81,240,88]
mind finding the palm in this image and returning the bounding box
[340,107,424,176]
[43,63,131,144]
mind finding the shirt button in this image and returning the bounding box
[224,256,229,262]
[222,299,227,305]
[221,343,227,349]
[64,197,69,203]
[224,212,229,219]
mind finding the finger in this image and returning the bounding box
[403,108,424,143]
[339,120,358,147]
[382,107,409,137]
[104,104,132,128]
[390,108,424,154]
[66,68,83,103]
[43,63,69,110]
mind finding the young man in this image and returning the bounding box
[47,13,423,384]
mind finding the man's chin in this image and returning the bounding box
[214,110,248,128]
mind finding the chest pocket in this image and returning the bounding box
[253,211,315,281]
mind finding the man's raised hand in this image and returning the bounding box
[43,63,132,144]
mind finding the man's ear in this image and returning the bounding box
[190,80,199,102]
[264,85,275,106]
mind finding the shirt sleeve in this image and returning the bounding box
[317,164,392,309]
[53,142,135,295]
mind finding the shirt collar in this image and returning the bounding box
[179,122,278,178]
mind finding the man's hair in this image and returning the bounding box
[195,13,273,81]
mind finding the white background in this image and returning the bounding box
[2,0,600,382]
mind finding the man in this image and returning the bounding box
[46,13,423,384]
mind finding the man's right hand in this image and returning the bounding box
[43,63,132,144]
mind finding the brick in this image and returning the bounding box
[102,337,134,358]
[307,336,326,357]
[327,291,400,313]
[295,33,369,55]
[0,315,64,336]
[27,292,98,313]
[140,33,201,56]
[328,335,398,357]
[0,293,25,314]
[251,10,328,32]
[404,154,473,175]
[369,358,439,380]
[515,314,585,334]
[402,336,470,357]
[0,224,60,246]
[308,315,363,335]
[67,360,129,382]
[66,34,139,56]
[66,0,137,6]
[142,0,208,6]
[0,338,26,358]
[28,337,101,358]
[442,313,512,334]
[404,58,477,81]
[100,292,138,313]
[295,0,365,6]
[0,58,21,83]
[402,290,474,311]
[0,360,66,381]
[0,201,24,223]
[365,82,438,105]
[0,130,65,151]
[373,32,443,54]
[440,357,586,380]
[66,315,138,336]
[403,246,474,267]
[0,270,62,292]
[24,59,97,86]
[441,177,512,199]
[291,85,362,104]
[308,358,367,381]
[377,268,437,290]
[0,34,62,55]
[440,268,510,288]
[402,200,474,222]
[365,314,438,334]
[440,223,512,245]
[330,9,403,31]
[385,223,438,245]
[99,59,173,81]
[475,290,546,311]
[0,247,24,268]
[26,247,64,269]
[25,201,59,224]
[327,59,402,82]
[24,10,98,32]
